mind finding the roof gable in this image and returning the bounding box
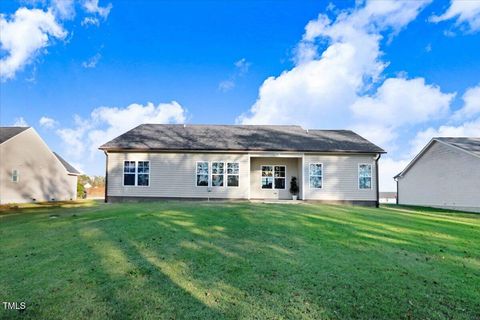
[0,127,30,144]
[99,124,385,153]
[395,137,480,179]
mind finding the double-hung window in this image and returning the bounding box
[227,162,239,187]
[309,163,323,189]
[261,165,285,189]
[196,162,209,186]
[359,164,372,189]
[261,166,273,189]
[211,162,225,187]
[274,166,286,189]
[123,161,136,186]
[123,161,150,186]
[137,161,150,186]
[12,169,19,182]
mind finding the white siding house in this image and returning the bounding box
[100,124,385,206]
[0,127,80,204]
[395,137,480,213]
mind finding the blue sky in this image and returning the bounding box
[1,0,480,191]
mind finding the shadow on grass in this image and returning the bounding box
[1,201,479,319]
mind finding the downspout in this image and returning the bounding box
[395,177,399,205]
[375,153,381,208]
[104,151,109,203]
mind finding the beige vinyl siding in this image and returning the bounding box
[107,152,250,199]
[0,128,77,204]
[303,154,377,201]
[398,141,480,212]
[250,157,300,200]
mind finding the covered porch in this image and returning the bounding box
[249,154,304,200]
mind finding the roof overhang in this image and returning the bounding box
[99,147,386,154]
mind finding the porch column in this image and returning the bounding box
[301,154,305,200]
[247,153,251,200]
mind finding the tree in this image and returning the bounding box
[77,182,85,199]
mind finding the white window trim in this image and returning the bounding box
[136,161,150,187]
[308,163,323,189]
[358,163,373,190]
[211,161,226,188]
[123,161,150,187]
[195,161,210,187]
[226,162,240,188]
[11,169,19,183]
[260,165,286,190]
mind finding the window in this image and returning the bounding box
[211,162,224,187]
[309,163,323,189]
[123,161,136,186]
[123,161,150,186]
[261,165,273,189]
[196,162,209,186]
[359,164,372,189]
[137,161,150,186]
[12,169,19,182]
[227,162,239,187]
[261,165,285,189]
[274,166,286,189]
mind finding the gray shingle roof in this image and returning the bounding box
[0,127,29,144]
[435,137,480,157]
[53,152,81,175]
[99,124,385,153]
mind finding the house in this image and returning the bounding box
[0,127,80,204]
[379,192,397,204]
[99,124,385,205]
[395,137,480,213]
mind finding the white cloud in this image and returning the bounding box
[51,0,75,19]
[379,157,410,191]
[56,115,92,156]
[83,0,112,19]
[452,84,480,121]
[351,77,454,127]
[12,117,29,127]
[218,58,251,92]
[81,16,100,27]
[234,58,251,76]
[430,0,480,32]
[39,116,58,128]
[218,80,235,92]
[57,101,186,159]
[238,0,431,127]
[0,7,67,80]
[82,53,101,68]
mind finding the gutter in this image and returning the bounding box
[104,151,108,203]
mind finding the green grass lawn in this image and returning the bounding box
[0,201,479,319]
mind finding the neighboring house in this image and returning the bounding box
[395,137,480,213]
[0,127,80,204]
[379,192,397,204]
[99,124,385,206]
